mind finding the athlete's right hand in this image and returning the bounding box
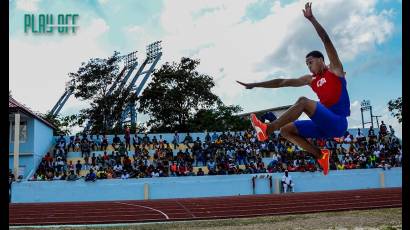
[303,2,314,20]
[236,81,255,89]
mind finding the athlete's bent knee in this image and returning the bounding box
[296,96,309,105]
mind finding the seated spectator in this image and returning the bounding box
[343,132,353,143]
[45,170,54,181]
[90,162,99,172]
[118,142,127,156]
[53,172,62,180]
[207,159,216,172]
[170,162,177,176]
[172,131,180,149]
[74,134,81,151]
[358,154,368,168]
[142,133,150,148]
[96,167,107,179]
[379,121,388,136]
[287,162,297,172]
[81,140,91,158]
[112,134,121,150]
[67,170,79,181]
[178,164,187,176]
[132,133,139,150]
[67,135,75,152]
[345,161,357,169]
[123,156,132,171]
[81,133,89,143]
[95,134,102,151]
[35,172,45,180]
[336,162,345,170]
[152,136,158,146]
[197,168,205,176]
[75,160,82,176]
[89,135,97,151]
[44,152,53,165]
[85,169,97,182]
[67,160,75,172]
[243,164,253,174]
[205,132,211,143]
[101,134,109,151]
[281,170,294,193]
[83,155,90,170]
[256,159,266,173]
[184,132,193,145]
[186,168,196,176]
[106,167,115,179]
[378,160,392,170]
[121,170,130,179]
[356,128,366,143]
[60,171,67,180]
[56,135,66,155]
[152,169,161,178]
[368,126,377,144]
[124,126,131,151]
[113,162,123,177]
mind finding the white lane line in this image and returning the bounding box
[115,202,170,220]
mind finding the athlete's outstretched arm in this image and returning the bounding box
[303,2,344,77]
[236,75,312,89]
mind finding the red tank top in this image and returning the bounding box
[310,69,342,108]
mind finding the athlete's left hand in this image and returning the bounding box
[236,81,254,89]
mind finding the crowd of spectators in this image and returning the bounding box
[30,121,401,182]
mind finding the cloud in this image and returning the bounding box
[158,0,396,108]
[98,0,110,5]
[16,0,41,12]
[9,18,110,115]
[350,54,402,77]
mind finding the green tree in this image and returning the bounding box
[68,51,131,133]
[388,97,402,123]
[41,113,78,136]
[188,104,250,132]
[138,57,220,132]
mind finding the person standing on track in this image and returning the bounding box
[237,2,350,175]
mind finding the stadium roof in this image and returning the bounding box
[9,96,56,130]
[237,105,292,118]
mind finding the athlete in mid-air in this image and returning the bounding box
[237,2,350,175]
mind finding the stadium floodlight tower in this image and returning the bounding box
[360,99,382,129]
[120,40,163,128]
[361,100,373,129]
[83,50,139,133]
[50,81,75,117]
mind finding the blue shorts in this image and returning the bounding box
[294,102,348,139]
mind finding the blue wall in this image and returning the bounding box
[11,167,401,203]
[30,119,54,178]
[9,118,54,178]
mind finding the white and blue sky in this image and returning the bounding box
[9,0,402,137]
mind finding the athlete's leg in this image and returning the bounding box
[266,97,317,135]
[280,123,322,159]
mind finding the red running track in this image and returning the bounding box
[9,187,402,226]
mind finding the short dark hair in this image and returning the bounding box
[306,50,324,60]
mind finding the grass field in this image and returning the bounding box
[11,207,402,230]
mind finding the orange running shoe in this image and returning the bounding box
[250,113,268,142]
[318,149,330,176]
